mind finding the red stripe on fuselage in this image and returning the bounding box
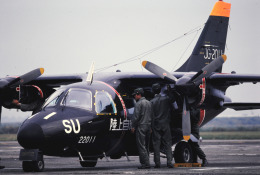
[198,78,206,106]
[198,109,205,126]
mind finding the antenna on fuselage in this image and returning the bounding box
[86,61,95,85]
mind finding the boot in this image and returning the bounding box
[0,158,5,169]
[167,164,174,168]
[154,164,160,168]
[202,159,208,167]
[138,165,151,169]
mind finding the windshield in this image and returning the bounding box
[62,88,92,110]
[43,89,64,108]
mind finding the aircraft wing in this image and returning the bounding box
[209,73,260,110]
[223,102,260,110]
[0,74,84,88]
[209,73,260,86]
[29,74,84,87]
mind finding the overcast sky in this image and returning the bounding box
[1,0,260,123]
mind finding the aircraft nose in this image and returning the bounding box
[17,123,45,149]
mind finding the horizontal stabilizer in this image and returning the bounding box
[223,102,260,111]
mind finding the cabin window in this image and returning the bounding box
[43,89,64,108]
[62,88,92,111]
[123,97,135,115]
[95,91,117,114]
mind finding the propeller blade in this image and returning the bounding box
[8,68,44,88]
[189,55,227,85]
[86,62,95,85]
[142,61,177,84]
[182,97,191,141]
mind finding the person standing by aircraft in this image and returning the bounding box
[131,88,152,169]
[189,107,208,167]
[150,83,175,168]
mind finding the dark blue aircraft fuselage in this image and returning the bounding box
[17,81,138,158]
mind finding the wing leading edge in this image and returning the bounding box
[223,102,260,111]
[209,73,260,85]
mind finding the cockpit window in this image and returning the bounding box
[95,91,117,114]
[62,88,92,111]
[43,89,64,108]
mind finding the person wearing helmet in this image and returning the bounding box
[150,83,174,168]
[131,88,152,169]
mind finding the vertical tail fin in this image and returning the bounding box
[176,1,231,73]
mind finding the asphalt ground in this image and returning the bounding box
[0,140,260,174]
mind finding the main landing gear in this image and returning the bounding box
[173,141,193,163]
[80,157,98,167]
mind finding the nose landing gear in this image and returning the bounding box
[22,160,44,172]
[19,149,44,172]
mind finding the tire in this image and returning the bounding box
[22,161,33,172]
[80,158,97,167]
[32,160,44,172]
[22,160,44,172]
[173,141,193,163]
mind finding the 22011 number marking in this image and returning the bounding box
[78,136,96,144]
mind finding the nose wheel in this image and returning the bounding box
[22,160,45,172]
[19,149,45,172]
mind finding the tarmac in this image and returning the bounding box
[0,140,260,174]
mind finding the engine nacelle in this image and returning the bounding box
[19,85,44,104]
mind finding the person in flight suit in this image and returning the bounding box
[189,107,208,167]
[150,83,174,168]
[131,88,152,169]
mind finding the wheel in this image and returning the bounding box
[22,160,44,172]
[173,141,193,163]
[32,160,44,172]
[22,161,33,172]
[80,158,97,167]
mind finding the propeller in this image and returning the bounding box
[142,61,177,83]
[0,68,44,89]
[0,68,44,123]
[142,55,227,141]
[8,68,44,88]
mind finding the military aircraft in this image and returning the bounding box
[0,0,260,172]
